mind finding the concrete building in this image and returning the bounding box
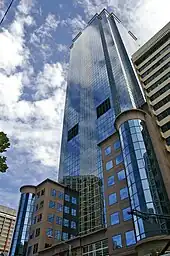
[0,205,16,255]
[9,179,79,256]
[132,22,170,151]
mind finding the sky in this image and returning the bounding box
[0,0,169,209]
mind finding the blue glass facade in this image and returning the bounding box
[9,192,35,256]
[59,9,144,235]
[119,118,170,240]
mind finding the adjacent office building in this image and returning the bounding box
[132,22,170,150]
[0,205,16,255]
[9,179,79,256]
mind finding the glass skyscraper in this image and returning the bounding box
[59,8,170,240]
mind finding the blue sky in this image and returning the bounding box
[0,0,169,209]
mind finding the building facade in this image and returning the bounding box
[9,179,79,256]
[132,22,170,151]
[59,8,144,236]
[0,205,16,255]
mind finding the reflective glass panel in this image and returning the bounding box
[117,169,125,181]
[72,197,77,204]
[105,146,111,156]
[63,232,68,241]
[125,230,136,246]
[71,208,76,216]
[49,201,55,208]
[110,212,119,225]
[63,219,69,227]
[112,234,122,249]
[64,206,70,214]
[113,140,121,151]
[71,221,76,229]
[115,153,123,165]
[122,207,132,221]
[120,187,128,200]
[108,175,115,186]
[108,193,117,205]
[46,228,53,237]
[106,160,113,171]
[65,194,70,202]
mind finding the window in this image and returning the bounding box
[112,234,122,249]
[106,160,113,171]
[56,203,63,212]
[35,228,40,237]
[64,206,70,214]
[27,246,32,255]
[55,230,61,240]
[58,192,64,200]
[105,146,111,156]
[37,192,40,198]
[63,219,69,227]
[113,140,121,151]
[33,243,38,254]
[65,194,70,202]
[49,201,55,208]
[96,98,111,118]
[71,221,76,229]
[117,169,125,181]
[120,187,128,200]
[39,201,44,209]
[35,204,38,211]
[115,153,123,165]
[125,230,136,246]
[72,197,77,204]
[63,232,68,241]
[41,189,45,196]
[33,217,36,224]
[56,216,62,225]
[51,189,56,197]
[47,214,54,223]
[46,228,53,238]
[44,243,52,249]
[123,207,132,221]
[110,212,119,225]
[68,123,78,141]
[108,193,117,205]
[37,214,42,222]
[29,231,34,239]
[71,208,76,216]
[161,121,170,133]
[108,175,115,186]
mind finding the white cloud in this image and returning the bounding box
[62,14,86,38]
[56,44,68,52]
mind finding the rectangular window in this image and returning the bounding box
[56,216,62,225]
[39,201,44,209]
[123,207,132,221]
[96,98,111,118]
[63,219,69,227]
[37,192,40,198]
[27,246,32,256]
[71,208,76,216]
[46,228,53,238]
[120,187,128,200]
[117,169,125,181]
[49,201,55,208]
[115,153,123,165]
[47,214,55,223]
[35,204,38,212]
[125,230,136,246]
[64,206,70,214]
[33,243,38,254]
[37,214,42,222]
[41,189,45,196]
[63,232,68,241]
[55,230,61,240]
[110,212,119,226]
[106,160,113,171]
[112,234,122,249]
[108,175,115,186]
[33,217,36,224]
[51,189,57,197]
[68,123,78,141]
[35,228,40,237]
[56,203,63,212]
[71,221,76,229]
[29,231,34,239]
[113,140,121,151]
[105,146,111,156]
[72,197,77,204]
[65,194,70,202]
[58,192,64,200]
[108,193,117,205]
